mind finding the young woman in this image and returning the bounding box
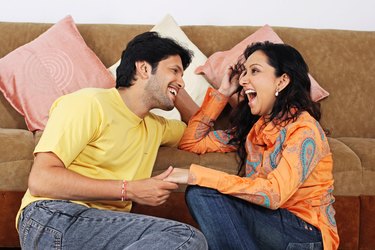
[165,42,339,249]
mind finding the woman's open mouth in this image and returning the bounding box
[245,89,257,100]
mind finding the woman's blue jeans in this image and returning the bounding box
[185,186,322,250]
[18,200,207,250]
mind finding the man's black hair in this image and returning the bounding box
[116,31,193,88]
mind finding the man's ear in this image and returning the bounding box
[135,61,151,79]
[277,73,291,92]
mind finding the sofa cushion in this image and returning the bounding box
[337,137,375,195]
[0,93,26,129]
[108,15,212,120]
[0,15,115,131]
[0,129,34,191]
[327,137,363,196]
[195,25,329,102]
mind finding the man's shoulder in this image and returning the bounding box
[70,87,114,97]
[58,88,115,103]
[145,113,185,128]
[51,88,116,113]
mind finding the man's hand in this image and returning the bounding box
[163,167,189,184]
[126,166,179,206]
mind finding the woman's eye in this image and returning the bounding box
[251,68,259,74]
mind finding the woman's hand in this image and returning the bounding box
[218,64,241,97]
[126,166,179,206]
[163,167,190,184]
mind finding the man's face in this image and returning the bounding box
[144,55,185,111]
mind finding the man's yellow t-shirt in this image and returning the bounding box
[17,88,186,224]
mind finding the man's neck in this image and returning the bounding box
[117,87,149,119]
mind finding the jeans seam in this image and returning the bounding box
[175,224,195,250]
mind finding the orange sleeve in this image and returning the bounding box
[178,88,237,154]
[189,121,328,210]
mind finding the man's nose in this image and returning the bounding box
[177,76,185,89]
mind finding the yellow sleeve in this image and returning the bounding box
[34,93,102,167]
[179,88,237,153]
[158,116,187,147]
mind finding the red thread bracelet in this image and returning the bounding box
[121,180,127,201]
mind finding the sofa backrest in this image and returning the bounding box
[1,22,374,138]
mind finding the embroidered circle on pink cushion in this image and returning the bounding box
[24,48,73,92]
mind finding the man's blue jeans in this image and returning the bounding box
[18,200,207,250]
[185,186,322,250]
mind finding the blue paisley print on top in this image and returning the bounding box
[270,128,287,169]
[300,137,316,181]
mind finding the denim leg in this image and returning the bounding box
[18,200,207,250]
[185,186,322,250]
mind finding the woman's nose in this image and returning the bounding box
[239,72,248,87]
[239,77,248,87]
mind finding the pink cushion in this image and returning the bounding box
[195,25,329,102]
[0,15,115,131]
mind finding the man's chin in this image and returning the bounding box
[156,104,174,111]
[163,106,174,111]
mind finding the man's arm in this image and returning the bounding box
[28,152,179,206]
[175,88,199,124]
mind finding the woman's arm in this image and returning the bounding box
[171,121,330,210]
[178,88,237,153]
[178,66,240,153]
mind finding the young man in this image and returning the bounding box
[16,32,206,249]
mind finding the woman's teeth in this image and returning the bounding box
[245,89,256,94]
[245,89,257,100]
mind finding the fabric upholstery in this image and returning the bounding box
[359,196,375,249]
[334,196,360,250]
[337,138,375,195]
[0,129,33,191]
[0,93,26,129]
[328,137,363,196]
[0,191,24,247]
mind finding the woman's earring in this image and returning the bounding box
[275,90,279,97]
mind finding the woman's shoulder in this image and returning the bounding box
[285,111,327,143]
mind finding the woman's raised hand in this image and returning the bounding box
[218,64,241,97]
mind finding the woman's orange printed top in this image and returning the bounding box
[179,88,339,249]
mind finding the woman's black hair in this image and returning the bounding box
[116,32,193,88]
[229,41,321,174]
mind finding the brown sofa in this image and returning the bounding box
[1,21,374,249]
